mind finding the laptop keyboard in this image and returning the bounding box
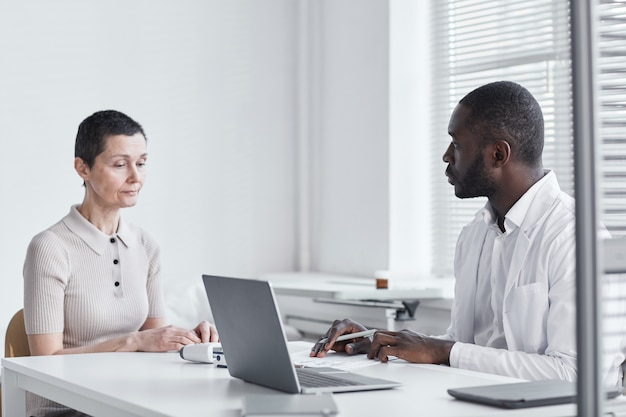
[296,368,361,388]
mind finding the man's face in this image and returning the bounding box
[443,104,497,199]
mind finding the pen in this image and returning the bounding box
[317,329,377,345]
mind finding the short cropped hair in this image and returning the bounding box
[75,110,146,168]
[459,81,544,167]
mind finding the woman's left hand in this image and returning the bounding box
[193,320,219,342]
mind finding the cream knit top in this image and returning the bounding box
[23,205,166,416]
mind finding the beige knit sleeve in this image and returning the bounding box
[23,230,69,335]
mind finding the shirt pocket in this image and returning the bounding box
[506,282,549,353]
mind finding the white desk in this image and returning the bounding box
[262,272,450,300]
[2,343,591,417]
[262,272,453,334]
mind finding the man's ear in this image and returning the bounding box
[492,140,511,168]
[74,157,90,182]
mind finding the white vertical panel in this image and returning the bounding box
[309,0,390,277]
[389,0,433,278]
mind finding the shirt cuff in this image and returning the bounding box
[449,341,465,368]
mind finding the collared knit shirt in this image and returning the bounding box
[23,204,166,416]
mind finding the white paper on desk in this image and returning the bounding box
[290,349,397,370]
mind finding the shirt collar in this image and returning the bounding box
[504,170,554,229]
[63,205,134,255]
[115,219,135,248]
[480,170,556,233]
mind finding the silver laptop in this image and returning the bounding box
[202,274,401,394]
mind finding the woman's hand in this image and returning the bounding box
[28,320,220,355]
[133,321,218,351]
[192,320,219,343]
[133,325,202,352]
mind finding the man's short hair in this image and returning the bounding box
[459,81,544,167]
[75,110,146,168]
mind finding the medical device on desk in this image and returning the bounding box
[179,342,227,367]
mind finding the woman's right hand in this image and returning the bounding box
[29,323,204,355]
[133,325,202,352]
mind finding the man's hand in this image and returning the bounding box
[367,329,455,365]
[310,318,370,357]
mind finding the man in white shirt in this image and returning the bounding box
[310,81,624,386]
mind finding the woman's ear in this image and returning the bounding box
[74,157,90,182]
[492,140,511,168]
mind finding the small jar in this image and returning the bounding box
[375,270,390,289]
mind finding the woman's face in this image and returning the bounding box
[81,133,147,210]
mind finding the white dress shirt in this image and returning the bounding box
[440,171,624,386]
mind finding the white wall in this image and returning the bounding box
[0,0,435,351]
[0,0,298,349]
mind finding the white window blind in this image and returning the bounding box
[596,1,626,397]
[430,0,573,277]
[598,0,626,237]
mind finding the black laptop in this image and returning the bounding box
[448,379,622,409]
